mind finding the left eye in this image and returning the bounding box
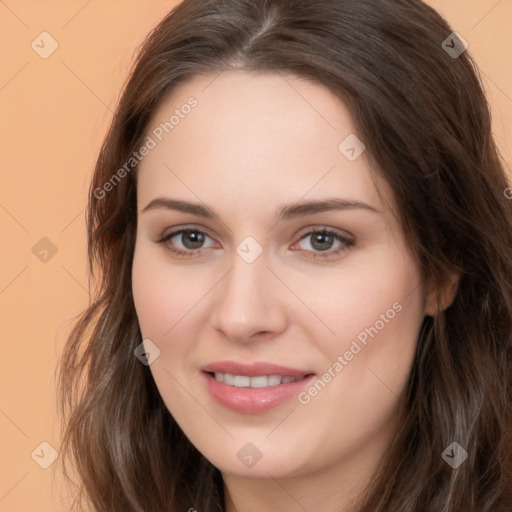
[294,230,353,255]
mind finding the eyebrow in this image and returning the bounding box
[141,197,380,221]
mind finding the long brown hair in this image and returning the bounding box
[57,0,512,510]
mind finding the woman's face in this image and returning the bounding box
[132,71,433,481]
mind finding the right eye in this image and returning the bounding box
[156,228,218,257]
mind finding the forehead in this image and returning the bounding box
[136,71,390,218]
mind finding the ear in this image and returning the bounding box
[424,269,460,317]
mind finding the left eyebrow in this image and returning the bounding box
[275,198,381,222]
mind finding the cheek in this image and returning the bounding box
[292,255,424,355]
[297,252,424,401]
[132,260,172,339]
[131,246,207,420]
[289,260,424,463]
[131,243,208,340]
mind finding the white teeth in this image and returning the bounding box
[267,375,282,386]
[213,373,305,387]
[250,376,268,388]
[233,375,250,387]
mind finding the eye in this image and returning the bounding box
[157,228,217,256]
[292,228,354,259]
[155,226,354,259]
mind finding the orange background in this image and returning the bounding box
[0,1,510,510]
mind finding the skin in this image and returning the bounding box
[131,71,442,512]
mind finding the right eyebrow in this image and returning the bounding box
[141,198,216,218]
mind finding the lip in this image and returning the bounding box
[201,361,311,377]
[201,361,316,414]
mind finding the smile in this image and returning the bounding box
[212,373,307,387]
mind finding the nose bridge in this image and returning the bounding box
[212,249,287,341]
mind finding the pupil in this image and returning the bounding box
[312,233,333,251]
[183,230,204,249]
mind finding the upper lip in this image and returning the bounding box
[201,361,314,377]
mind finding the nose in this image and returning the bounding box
[210,253,288,343]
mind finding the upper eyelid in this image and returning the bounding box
[160,224,216,240]
[295,225,353,240]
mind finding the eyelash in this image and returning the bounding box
[156,226,354,260]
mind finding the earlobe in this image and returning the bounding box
[424,283,437,317]
[445,274,460,307]
[424,270,460,316]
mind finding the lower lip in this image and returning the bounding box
[203,372,316,413]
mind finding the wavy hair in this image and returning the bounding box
[57,0,512,510]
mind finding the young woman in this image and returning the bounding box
[57,0,512,510]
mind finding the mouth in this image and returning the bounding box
[200,361,316,413]
[207,372,309,387]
